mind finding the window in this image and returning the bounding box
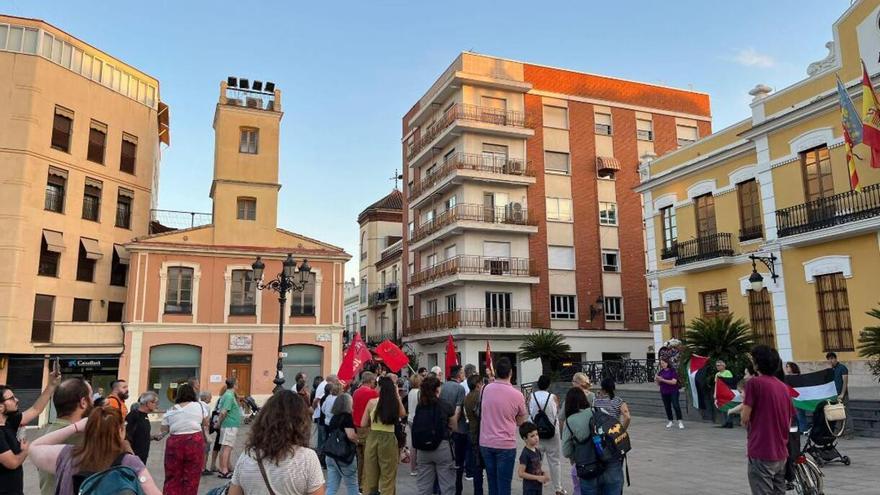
[801,146,834,202]
[427,254,437,267]
[676,125,698,147]
[120,134,137,174]
[45,169,66,213]
[107,302,124,323]
[38,231,62,277]
[148,344,202,410]
[391,308,398,334]
[110,245,128,287]
[604,297,623,321]
[660,206,677,256]
[444,245,456,260]
[32,294,55,343]
[481,143,508,168]
[595,112,613,135]
[543,106,568,129]
[82,180,102,222]
[446,294,457,312]
[546,197,573,221]
[165,267,194,314]
[444,195,457,211]
[72,298,90,322]
[291,273,316,316]
[602,250,620,272]
[668,300,685,339]
[240,128,259,154]
[360,232,367,261]
[636,119,653,141]
[116,189,133,229]
[545,151,570,174]
[551,295,576,319]
[737,179,762,241]
[485,292,512,327]
[548,246,575,270]
[814,273,854,351]
[427,299,438,316]
[694,194,716,238]
[87,121,107,164]
[700,290,729,319]
[76,239,98,282]
[748,289,775,347]
[237,198,256,221]
[230,270,256,315]
[51,106,73,152]
[599,202,618,226]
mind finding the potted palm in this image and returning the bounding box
[519,329,571,379]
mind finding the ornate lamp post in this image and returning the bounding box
[252,253,311,393]
[747,253,779,292]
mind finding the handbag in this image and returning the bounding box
[257,458,278,495]
[324,418,356,464]
[824,400,846,422]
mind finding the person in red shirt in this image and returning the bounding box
[741,345,794,495]
[352,371,378,491]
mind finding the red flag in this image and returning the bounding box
[861,61,880,168]
[337,333,372,384]
[445,334,458,379]
[374,340,409,373]
[485,340,495,377]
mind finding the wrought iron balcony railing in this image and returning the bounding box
[409,255,536,289]
[410,152,533,199]
[738,224,764,242]
[776,183,880,237]
[411,203,535,244]
[407,308,534,335]
[672,232,735,266]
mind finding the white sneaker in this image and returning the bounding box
[678,421,685,429]
[665,421,673,428]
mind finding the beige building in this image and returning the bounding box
[0,15,168,408]
[357,190,403,343]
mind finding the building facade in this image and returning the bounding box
[0,15,168,409]
[120,81,349,408]
[401,52,711,382]
[637,0,880,385]
[343,277,360,342]
[357,190,403,344]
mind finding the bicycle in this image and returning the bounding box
[788,427,824,495]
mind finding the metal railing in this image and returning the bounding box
[411,203,535,244]
[409,255,536,289]
[558,359,658,384]
[776,183,880,237]
[408,308,534,335]
[410,152,533,199]
[367,284,399,308]
[407,103,531,161]
[672,232,735,265]
[150,209,212,232]
[739,224,763,242]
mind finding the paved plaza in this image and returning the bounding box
[22,414,879,494]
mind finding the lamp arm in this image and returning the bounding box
[749,254,779,282]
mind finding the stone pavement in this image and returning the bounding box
[22,415,880,494]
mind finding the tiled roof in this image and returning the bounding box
[364,189,403,211]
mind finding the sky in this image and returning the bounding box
[3,0,851,279]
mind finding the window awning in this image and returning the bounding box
[114,244,130,265]
[597,156,621,172]
[42,230,65,253]
[80,238,103,260]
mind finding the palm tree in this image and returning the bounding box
[858,306,880,381]
[519,329,571,376]
[684,314,754,385]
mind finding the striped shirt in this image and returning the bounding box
[593,396,624,420]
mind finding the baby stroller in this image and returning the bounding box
[241,395,261,424]
[803,401,850,467]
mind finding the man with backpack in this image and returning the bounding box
[412,375,458,495]
[528,375,564,495]
[441,365,469,495]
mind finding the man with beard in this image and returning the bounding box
[105,379,130,417]
[37,378,93,495]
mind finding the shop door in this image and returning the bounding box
[226,355,252,397]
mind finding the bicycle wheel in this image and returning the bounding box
[794,458,824,495]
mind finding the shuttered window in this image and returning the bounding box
[814,273,854,352]
[747,288,775,347]
[543,106,568,129]
[700,290,728,320]
[548,246,575,270]
[668,300,685,339]
[737,179,762,241]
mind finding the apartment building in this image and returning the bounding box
[0,15,168,411]
[119,80,350,407]
[402,52,711,382]
[343,277,360,342]
[637,0,880,385]
[357,189,403,343]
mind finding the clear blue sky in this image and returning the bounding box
[4,0,849,278]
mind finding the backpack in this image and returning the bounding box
[411,402,447,451]
[566,418,604,480]
[532,393,556,439]
[71,454,144,495]
[591,406,631,464]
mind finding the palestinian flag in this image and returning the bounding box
[688,355,709,406]
[785,368,838,412]
[715,379,742,412]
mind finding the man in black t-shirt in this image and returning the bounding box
[126,391,160,464]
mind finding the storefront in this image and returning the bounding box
[147,344,201,410]
[281,344,323,385]
[56,356,120,398]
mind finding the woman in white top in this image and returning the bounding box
[160,383,209,495]
[406,373,422,476]
[528,375,564,495]
[230,390,325,495]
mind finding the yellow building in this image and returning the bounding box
[636,0,880,385]
[0,15,168,403]
[357,189,403,344]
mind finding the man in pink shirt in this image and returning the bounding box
[479,357,527,495]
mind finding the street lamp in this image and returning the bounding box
[747,253,779,292]
[252,253,311,393]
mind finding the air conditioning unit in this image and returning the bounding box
[245,97,261,109]
[507,160,524,175]
[505,202,525,223]
[226,98,241,106]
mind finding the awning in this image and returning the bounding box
[42,230,65,253]
[118,187,134,199]
[597,156,621,172]
[114,244,130,265]
[80,238,103,260]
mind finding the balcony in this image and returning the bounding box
[672,232,735,266]
[407,103,534,165]
[410,203,537,248]
[367,284,399,309]
[408,309,534,336]
[776,183,880,244]
[409,255,538,294]
[410,152,535,206]
[739,224,764,243]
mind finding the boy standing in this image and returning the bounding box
[518,422,549,495]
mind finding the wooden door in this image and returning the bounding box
[694,194,717,238]
[802,146,835,202]
[226,360,252,397]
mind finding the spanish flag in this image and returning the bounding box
[861,61,880,168]
[837,76,862,191]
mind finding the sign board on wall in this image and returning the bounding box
[316,333,332,342]
[209,375,223,383]
[229,334,253,351]
[651,308,669,324]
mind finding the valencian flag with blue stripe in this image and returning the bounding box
[837,75,863,191]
